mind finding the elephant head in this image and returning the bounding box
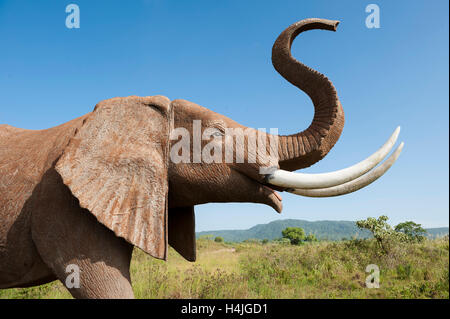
[55,19,403,263]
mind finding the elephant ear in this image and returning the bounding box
[55,95,172,260]
[168,206,196,261]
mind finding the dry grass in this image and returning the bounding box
[1,238,448,299]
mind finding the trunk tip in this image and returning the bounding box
[332,20,340,31]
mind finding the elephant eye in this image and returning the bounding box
[206,121,226,137]
[211,129,224,137]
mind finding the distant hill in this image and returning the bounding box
[196,219,449,242]
[426,227,450,238]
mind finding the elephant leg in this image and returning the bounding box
[30,168,135,299]
[39,244,135,299]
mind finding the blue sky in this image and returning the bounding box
[1,1,448,230]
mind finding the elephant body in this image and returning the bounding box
[0,113,138,298]
[0,115,87,289]
[0,97,174,298]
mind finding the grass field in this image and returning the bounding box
[0,237,448,299]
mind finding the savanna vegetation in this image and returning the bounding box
[196,219,448,242]
[1,224,448,299]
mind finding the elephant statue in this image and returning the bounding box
[0,18,403,298]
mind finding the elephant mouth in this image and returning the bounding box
[263,185,283,202]
[259,183,283,214]
[249,175,284,214]
[232,168,283,213]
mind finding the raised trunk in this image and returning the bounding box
[272,19,345,171]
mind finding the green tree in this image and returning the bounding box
[282,227,305,245]
[395,221,427,242]
[262,239,269,244]
[356,215,407,253]
[214,236,223,243]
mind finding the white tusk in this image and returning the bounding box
[288,142,404,197]
[267,126,400,189]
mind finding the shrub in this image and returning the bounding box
[394,221,427,243]
[305,234,318,242]
[356,215,408,254]
[214,236,224,243]
[396,263,413,280]
[243,238,261,244]
[282,227,305,245]
[273,238,291,245]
